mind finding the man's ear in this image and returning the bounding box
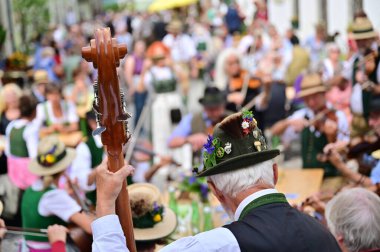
[273,163,278,186]
[335,234,347,251]
[207,180,225,202]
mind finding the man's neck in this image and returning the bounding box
[230,184,273,213]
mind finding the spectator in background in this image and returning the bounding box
[124,40,147,126]
[304,22,327,69]
[325,188,380,252]
[285,34,310,86]
[0,83,22,175]
[163,19,197,95]
[21,136,93,252]
[5,95,39,189]
[253,0,268,25]
[322,43,352,123]
[224,1,245,35]
[35,47,60,84]
[31,70,49,104]
[62,44,82,85]
[115,26,133,55]
[36,84,79,136]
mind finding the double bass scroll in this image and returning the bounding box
[82,28,136,252]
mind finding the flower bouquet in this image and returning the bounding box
[178,174,209,203]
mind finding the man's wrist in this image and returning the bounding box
[96,200,116,218]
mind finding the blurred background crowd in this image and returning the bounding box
[1,0,380,251]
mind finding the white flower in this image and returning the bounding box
[241,121,250,129]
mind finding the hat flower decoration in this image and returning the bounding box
[196,110,280,177]
[38,145,59,166]
[131,199,164,228]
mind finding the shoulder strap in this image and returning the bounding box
[63,101,69,124]
[43,102,52,126]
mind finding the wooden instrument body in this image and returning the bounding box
[82,28,136,252]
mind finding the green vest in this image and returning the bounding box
[81,123,104,204]
[191,112,208,135]
[150,70,176,93]
[43,101,69,127]
[238,193,288,221]
[22,187,66,242]
[85,136,103,169]
[9,125,29,157]
[301,127,338,177]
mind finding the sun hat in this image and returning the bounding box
[128,183,177,241]
[297,73,326,98]
[198,86,226,107]
[196,110,279,177]
[33,70,49,85]
[352,17,378,40]
[29,135,76,176]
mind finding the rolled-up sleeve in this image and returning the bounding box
[92,215,129,252]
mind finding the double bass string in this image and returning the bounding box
[1,226,48,238]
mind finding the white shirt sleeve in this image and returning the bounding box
[336,110,350,142]
[91,215,239,252]
[39,189,81,222]
[92,214,128,252]
[69,142,95,191]
[160,227,239,252]
[23,120,40,158]
[144,71,152,90]
[183,35,196,59]
[288,108,307,120]
[132,162,150,183]
[35,103,46,127]
[66,101,79,123]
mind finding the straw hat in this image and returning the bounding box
[33,70,49,85]
[166,20,183,34]
[29,135,76,176]
[128,183,177,241]
[352,17,378,40]
[297,74,326,98]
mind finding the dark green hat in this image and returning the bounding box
[198,87,226,107]
[196,110,280,177]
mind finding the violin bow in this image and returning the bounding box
[82,28,136,252]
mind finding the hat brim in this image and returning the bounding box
[166,26,182,33]
[199,98,226,107]
[297,86,326,98]
[29,148,76,176]
[134,208,177,241]
[352,31,378,40]
[197,149,280,177]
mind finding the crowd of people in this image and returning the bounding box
[0,1,380,251]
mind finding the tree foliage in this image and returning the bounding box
[13,0,50,53]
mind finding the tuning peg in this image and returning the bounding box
[92,126,106,136]
[92,114,106,136]
[92,102,101,115]
[117,113,131,122]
